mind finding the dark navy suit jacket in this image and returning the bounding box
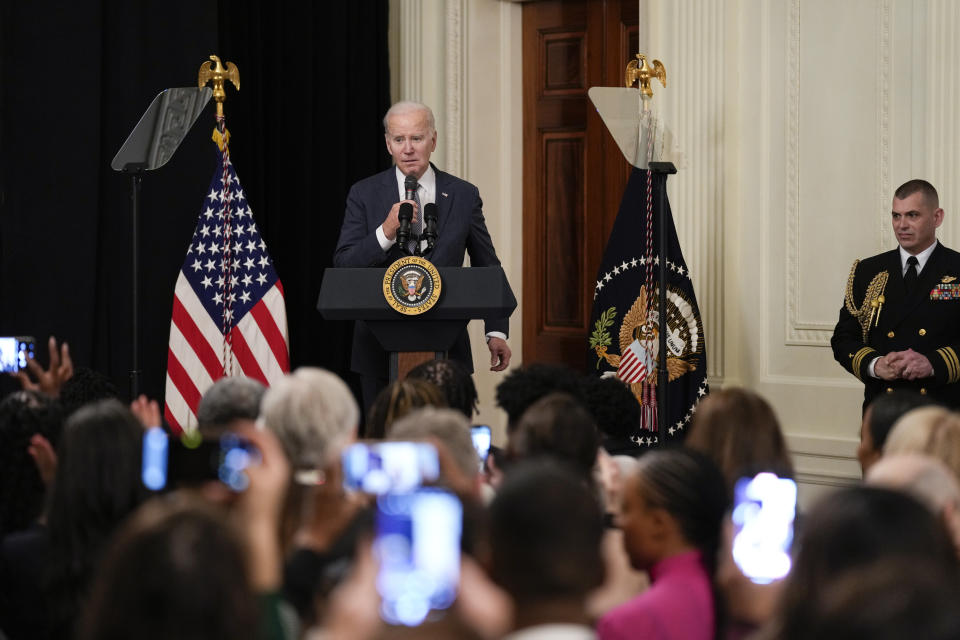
[334,164,509,376]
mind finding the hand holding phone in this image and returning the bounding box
[142,428,259,492]
[375,489,462,626]
[731,472,797,584]
[0,336,35,373]
[470,425,492,472]
[342,442,440,495]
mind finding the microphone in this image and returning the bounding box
[397,202,413,252]
[423,202,438,251]
[404,174,418,201]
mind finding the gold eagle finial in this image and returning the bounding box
[198,55,240,119]
[625,54,667,99]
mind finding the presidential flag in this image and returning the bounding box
[164,125,290,433]
[588,168,708,449]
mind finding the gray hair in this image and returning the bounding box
[383,101,436,134]
[197,376,266,435]
[387,406,478,479]
[259,367,358,470]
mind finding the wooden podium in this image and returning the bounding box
[317,266,516,380]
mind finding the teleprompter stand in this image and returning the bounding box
[317,266,516,381]
[111,87,211,398]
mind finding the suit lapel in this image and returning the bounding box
[379,167,400,214]
[433,166,454,241]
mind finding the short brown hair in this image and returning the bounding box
[894,179,939,209]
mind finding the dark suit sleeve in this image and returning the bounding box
[831,260,880,382]
[923,343,960,385]
[333,183,391,268]
[462,186,509,337]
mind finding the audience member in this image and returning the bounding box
[866,453,960,556]
[407,359,478,419]
[78,424,293,640]
[495,363,585,430]
[581,376,642,457]
[488,460,605,638]
[197,375,266,436]
[686,388,794,494]
[57,367,118,420]
[758,486,960,640]
[857,390,939,474]
[0,391,62,537]
[364,378,445,439]
[77,496,260,640]
[259,368,368,627]
[387,407,482,496]
[260,368,359,478]
[778,557,960,640]
[507,392,599,482]
[597,448,729,640]
[12,336,73,398]
[883,406,960,480]
[45,399,149,638]
[0,390,63,640]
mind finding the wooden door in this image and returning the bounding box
[522,0,639,368]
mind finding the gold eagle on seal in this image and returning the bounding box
[591,285,702,401]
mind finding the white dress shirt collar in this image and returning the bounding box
[899,240,938,275]
[394,165,436,204]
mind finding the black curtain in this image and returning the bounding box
[0,0,391,402]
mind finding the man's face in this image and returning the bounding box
[892,191,943,254]
[384,109,437,180]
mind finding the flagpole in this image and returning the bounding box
[650,162,676,443]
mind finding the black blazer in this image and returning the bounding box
[831,242,960,409]
[334,165,509,376]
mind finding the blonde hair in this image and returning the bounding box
[884,407,960,482]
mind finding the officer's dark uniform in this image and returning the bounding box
[831,242,960,410]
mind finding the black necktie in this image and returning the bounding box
[905,255,919,294]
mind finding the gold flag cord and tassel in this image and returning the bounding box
[199,55,241,375]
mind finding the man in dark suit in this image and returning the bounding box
[832,179,960,410]
[334,101,511,409]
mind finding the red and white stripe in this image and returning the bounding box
[617,339,653,384]
[163,273,289,433]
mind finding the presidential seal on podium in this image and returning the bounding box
[383,256,442,315]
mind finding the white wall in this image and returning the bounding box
[390,0,960,505]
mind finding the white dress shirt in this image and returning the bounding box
[374,165,506,344]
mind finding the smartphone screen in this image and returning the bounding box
[731,472,797,584]
[0,336,35,373]
[470,425,492,471]
[342,441,439,495]
[142,427,256,492]
[375,489,462,626]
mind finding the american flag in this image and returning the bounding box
[617,338,653,384]
[163,127,290,433]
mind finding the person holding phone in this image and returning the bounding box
[597,449,728,640]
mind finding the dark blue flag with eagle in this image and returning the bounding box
[588,168,708,449]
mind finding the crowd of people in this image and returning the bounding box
[2,341,960,640]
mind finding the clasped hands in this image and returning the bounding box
[875,348,934,381]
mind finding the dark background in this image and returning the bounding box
[0,0,391,402]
